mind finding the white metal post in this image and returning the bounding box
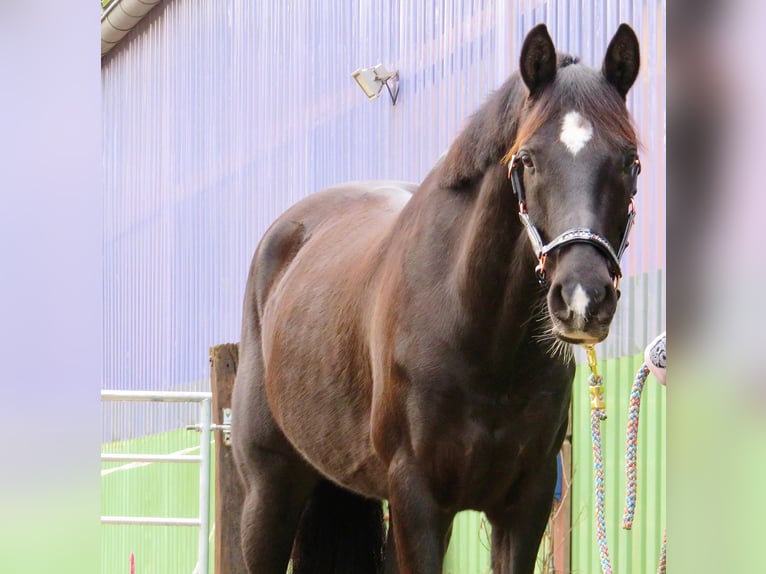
[196,397,212,574]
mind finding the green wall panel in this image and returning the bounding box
[444,511,492,574]
[571,354,667,573]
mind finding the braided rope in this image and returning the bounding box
[589,373,612,574]
[586,347,666,574]
[622,363,651,530]
[657,528,667,574]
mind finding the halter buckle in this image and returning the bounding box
[507,155,516,179]
[534,254,548,284]
[584,344,599,377]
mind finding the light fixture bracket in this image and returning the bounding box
[352,64,400,106]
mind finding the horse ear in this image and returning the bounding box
[602,24,640,99]
[520,24,557,96]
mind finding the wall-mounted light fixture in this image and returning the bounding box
[352,64,400,105]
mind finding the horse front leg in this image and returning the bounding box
[488,457,558,574]
[384,513,399,574]
[386,454,454,574]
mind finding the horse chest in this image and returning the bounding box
[409,385,568,510]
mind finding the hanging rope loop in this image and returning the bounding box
[622,363,651,530]
[582,345,665,574]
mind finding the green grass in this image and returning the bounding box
[102,429,215,574]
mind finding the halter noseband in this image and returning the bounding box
[507,154,641,290]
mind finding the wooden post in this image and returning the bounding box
[210,343,247,574]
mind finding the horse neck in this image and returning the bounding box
[450,164,542,352]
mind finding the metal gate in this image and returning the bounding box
[101,391,213,574]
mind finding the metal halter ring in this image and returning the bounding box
[534,253,547,282]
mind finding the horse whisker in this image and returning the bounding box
[528,304,575,365]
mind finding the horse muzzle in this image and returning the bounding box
[547,269,619,344]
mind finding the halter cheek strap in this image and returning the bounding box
[507,154,641,288]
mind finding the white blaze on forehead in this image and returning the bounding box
[560,111,594,156]
[570,284,590,318]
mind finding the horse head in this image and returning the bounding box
[508,23,641,344]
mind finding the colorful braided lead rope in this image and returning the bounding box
[584,345,613,574]
[622,363,651,530]
[657,528,667,574]
[585,347,666,574]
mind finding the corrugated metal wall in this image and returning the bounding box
[101,0,504,442]
[102,0,665,572]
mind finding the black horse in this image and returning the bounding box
[232,23,641,574]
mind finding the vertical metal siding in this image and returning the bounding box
[102,0,503,440]
[102,1,665,572]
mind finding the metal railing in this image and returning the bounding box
[101,390,213,574]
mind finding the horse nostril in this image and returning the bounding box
[548,283,572,321]
[590,284,607,306]
[554,281,616,324]
[592,284,620,323]
[549,281,618,325]
[553,308,572,321]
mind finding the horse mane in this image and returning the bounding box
[440,54,638,189]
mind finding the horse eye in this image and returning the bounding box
[521,154,535,169]
[624,152,638,170]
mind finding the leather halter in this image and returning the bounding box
[507,154,641,289]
